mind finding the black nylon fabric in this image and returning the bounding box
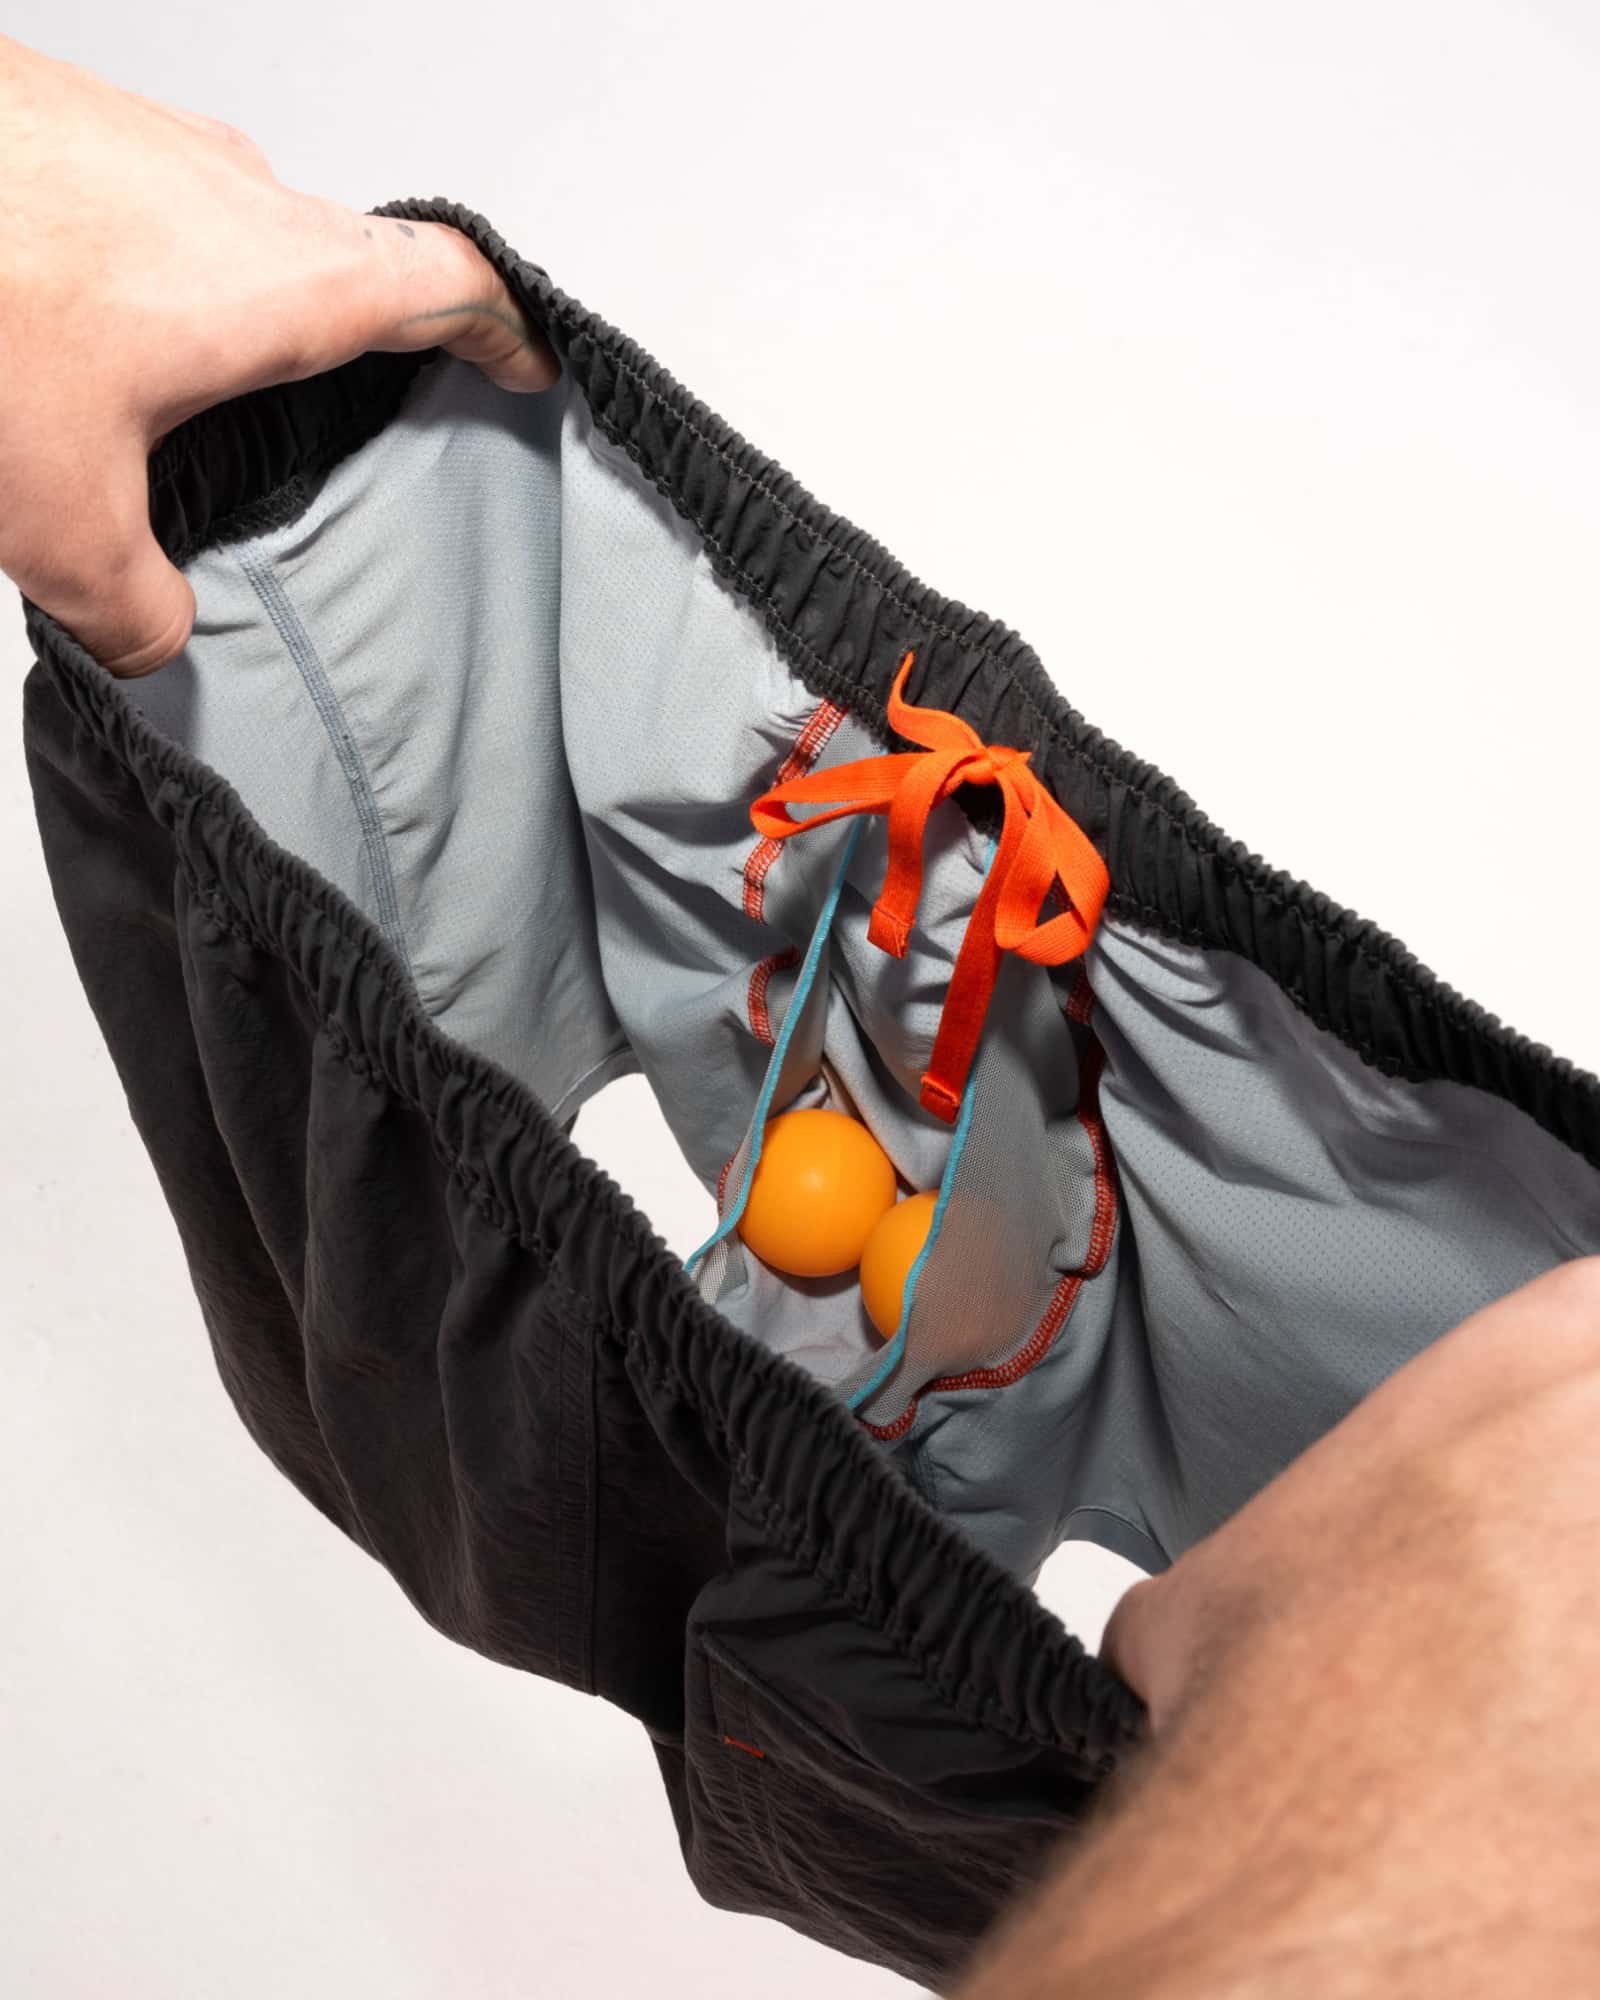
[22,608,1132,1993]
[20,198,1600,1987]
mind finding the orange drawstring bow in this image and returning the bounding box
[750,652,1110,1123]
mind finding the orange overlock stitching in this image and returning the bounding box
[863,968,1119,1436]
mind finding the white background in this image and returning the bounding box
[4,3,1599,1994]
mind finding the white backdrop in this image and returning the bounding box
[4,3,1599,1994]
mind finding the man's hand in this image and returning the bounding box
[0,34,556,676]
[961,1258,1600,1998]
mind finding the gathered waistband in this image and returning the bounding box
[131,195,1600,1171]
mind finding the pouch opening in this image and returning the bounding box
[121,350,1600,1583]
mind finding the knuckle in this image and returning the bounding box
[97,593,196,678]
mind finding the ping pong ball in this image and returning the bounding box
[860,1190,940,1340]
[738,1109,897,1278]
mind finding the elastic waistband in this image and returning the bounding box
[136,197,1600,1171]
[149,350,428,566]
[27,190,1600,1803]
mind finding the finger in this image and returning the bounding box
[334,214,559,393]
[1098,1575,1162,1700]
[19,458,197,677]
[70,536,196,677]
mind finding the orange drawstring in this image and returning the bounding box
[750,652,1110,1123]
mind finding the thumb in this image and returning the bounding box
[1098,1564,1216,1734]
[90,538,197,677]
[1099,1574,1162,1704]
[308,212,560,395]
[24,452,198,677]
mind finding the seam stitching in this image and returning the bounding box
[746,949,798,1049]
[864,971,1118,1432]
[183,873,1124,1759]
[234,549,413,978]
[741,699,849,924]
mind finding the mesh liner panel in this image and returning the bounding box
[692,861,844,1321]
[693,931,843,1361]
[696,831,1101,1415]
[844,955,1098,1426]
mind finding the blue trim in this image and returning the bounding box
[845,832,1000,1412]
[845,1064,978,1411]
[686,820,864,1273]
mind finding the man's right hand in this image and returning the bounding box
[962,1256,1600,1997]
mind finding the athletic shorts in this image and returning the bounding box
[22,198,1600,1991]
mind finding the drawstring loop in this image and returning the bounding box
[750,652,1109,1122]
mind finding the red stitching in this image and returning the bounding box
[738,698,848,1056]
[742,700,848,925]
[710,701,851,1202]
[747,946,799,1048]
[863,1402,918,1443]
[721,1735,767,1760]
[863,968,1118,1437]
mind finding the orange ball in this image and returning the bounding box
[860,1189,940,1340]
[738,1109,897,1279]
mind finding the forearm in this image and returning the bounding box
[961,1661,1593,2000]
[963,1262,1600,1998]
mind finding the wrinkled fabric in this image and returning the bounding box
[23,615,1132,1992]
[18,196,1600,1991]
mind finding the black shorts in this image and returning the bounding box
[22,198,1600,1990]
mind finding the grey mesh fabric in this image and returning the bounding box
[130,352,1600,1584]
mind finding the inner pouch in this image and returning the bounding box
[688,808,1106,1456]
[24,202,1600,1594]
[23,197,1600,1988]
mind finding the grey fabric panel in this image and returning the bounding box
[847,953,1100,1427]
[902,920,1600,1578]
[1087,922,1600,1551]
[825,814,994,1194]
[695,815,973,1391]
[696,920,869,1387]
[138,351,1600,1583]
[130,552,369,916]
[893,1236,1160,1581]
[692,814,1101,1406]
[231,546,412,968]
[145,358,624,1121]
[557,391,870,1183]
